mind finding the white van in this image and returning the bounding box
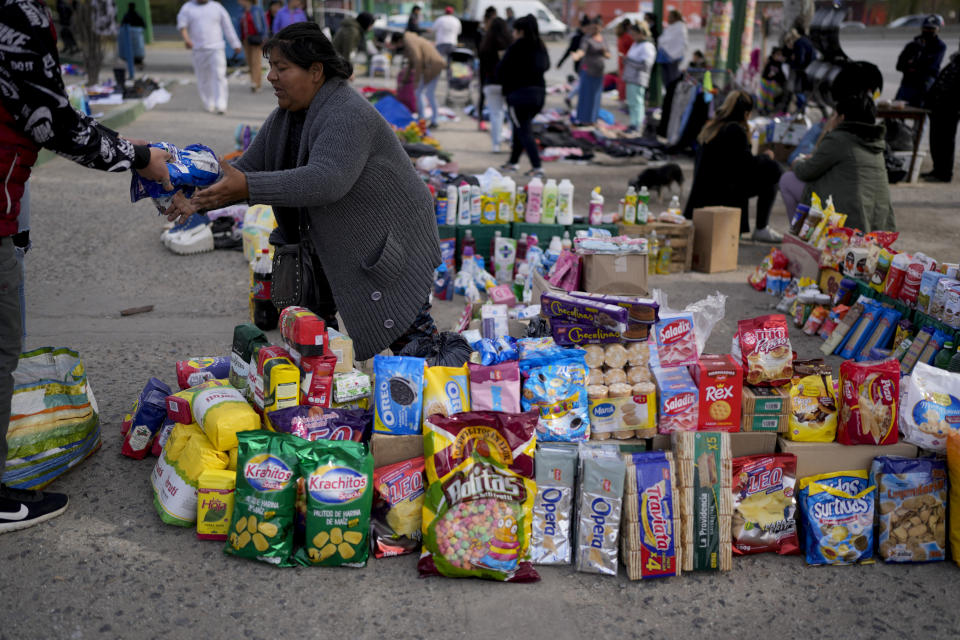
[471,0,568,39]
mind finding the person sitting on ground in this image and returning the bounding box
[895,14,946,108]
[683,90,783,242]
[922,39,960,183]
[332,11,374,65]
[779,93,894,232]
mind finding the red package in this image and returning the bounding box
[864,230,899,249]
[837,359,899,445]
[300,354,338,378]
[732,454,800,556]
[371,456,426,558]
[748,248,788,291]
[898,259,926,304]
[737,315,793,387]
[654,313,698,368]
[301,374,333,408]
[279,306,328,363]
[692,354,743,432]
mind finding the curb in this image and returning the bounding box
[34,95,148,168]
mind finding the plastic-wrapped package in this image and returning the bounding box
[130,142,221,213]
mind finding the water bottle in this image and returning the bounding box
[667,195,682,218]
[561,230,572,250]
[251,248,279,330]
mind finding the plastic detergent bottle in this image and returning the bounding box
[445,184,458,225]
[462,228,477,258]
[516,232,529,261]
[623,185,638,225]
[457,181,471,225]
[490,230,502,267]
[514,185,527,222]
[557,179,574,225]
[667,195,682,218]
[656,237,673,274]
[935,342,955,369]
[435,192,448,226]
[561,230,572,250]
[648,230,659,275]
[526,176,543,223]
[637,186,651,223]
[470,184,482,224]
[588,187,604,225]
[482,180,498,224]
[251,248,279,330]
[495,178,512,224]
[542,178,558,223]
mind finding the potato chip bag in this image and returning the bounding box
[947,433,960,567]
[295,439,374,567]
[374,355,426,435]
[226,431,304,566]
[419,411,540,582]
[837,359,899,446]
[371,456,426,558]
[798,471,875,565]
[732,454,800,555]
[737,315,793,387]
[871,456,947,563]
[786,361,837,442]
[422,364,471,427]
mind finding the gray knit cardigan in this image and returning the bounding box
[235,77,441,360]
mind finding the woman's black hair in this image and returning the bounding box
[480,17,511,53]
[263,22,352,79]
[836,92,877,124]
[514,14,541,42]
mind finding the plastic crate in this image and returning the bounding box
[455,224,510,268]
[511,223,565,250]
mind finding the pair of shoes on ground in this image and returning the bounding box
[0,483,68,534]
[499,163,544,178]
[920,171,951,183]
[161,213,214,254]
[751,227,783,243]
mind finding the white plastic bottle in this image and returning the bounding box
[667,194,682,218]
[525,176,543,223]
[588,187,604,225]
[624,185,638,225]
[561,230,572,250]
[557,178,574,225]
[445,184,458,225]
[542,178,558,224]
[457,181,471,225]
[470,184,482,224]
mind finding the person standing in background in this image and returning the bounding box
[390,31,446,128]
[177,0,242,114]
[505,6,515,30]
[57,0,79,54]
[432,6,462,83]
[266,0,282,35]
[657,10,687,88]
[784,24,815,111]
[623,21,655,133]
[895,15,946,108]
[238,0,268,92]
[921,40,960,183]
[272,0,307,33]
[615,19,633,101]
[557,15,589,110]
[476,6,500,131]
[572,17,609,125]
[643,12,660,43]
[479,17,512,151]
[406,5,423,34]
[332,12,374,65]
[497,15,549,176]
[120,2,145,26]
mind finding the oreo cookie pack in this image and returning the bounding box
[374,356,426,435]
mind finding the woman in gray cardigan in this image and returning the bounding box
[169,23,441,361]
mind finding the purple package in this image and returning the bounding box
[540,291,629,332]
[267,405,373,443]
[551,321,623,345]
[569,291,660,323]
[468,361,521,413]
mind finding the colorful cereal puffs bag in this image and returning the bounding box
[419,411,540,582]
[798,471,875,565]
[371,456,426,558]
[295,439,374,567]
[225,431,304,566]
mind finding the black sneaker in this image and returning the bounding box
[0,484,69,534]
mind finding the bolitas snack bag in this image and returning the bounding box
[732,454,799,555]
[296,439,374,567]
[226,431,304,566]
[419,411,539,582]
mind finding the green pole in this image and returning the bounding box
[114,0,153,44]
[727,0,745,73]
[650,0,663,107]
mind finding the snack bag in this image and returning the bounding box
[268,405,372,443]
[653,313,698,369]
[371,457,426,558]
[871,456,947,563]
[837,359,899,446]
[176,357,230,390]
[673,431,732,571]
[574,445,625,575]
[798,471,876,565]
[732,454,800,555]
[621,451,681,580]
[520,352,590,442]
[230,324,268,394]
[196,469,236,541]
[129,142,221,212]
[948,434,960,568]
[530,443,577,565]
[226,431,304,565]
[786,360,837,442]
[422,364,471,426]
[373,356,426,435]
[468,362,521,413]
[121,378,172,460]
[191,383,261,451]
[901,362,960,453]
[419,411,539,582]
[295,439,374,567]
[653,366,698,433]
[737,315,793,386]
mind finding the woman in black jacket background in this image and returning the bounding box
[479,17,512,152]
[496,15,550,177]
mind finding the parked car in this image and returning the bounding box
[839,20,866,30]
[888,14,944,28]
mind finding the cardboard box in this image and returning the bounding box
[691,354,743,431]
[776,438,918,481]
[730,432,778,457]
[740,412,788,433]
[327,328,354,374]
[742,385,789,415]
[691,207,741,273]
[370,433,423,468]
[580,253,649,295]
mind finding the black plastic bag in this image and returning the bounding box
[525,317,551,338]
[399,331,473,367]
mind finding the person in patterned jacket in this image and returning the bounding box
[0,0,170,533]
[922,42,960,183]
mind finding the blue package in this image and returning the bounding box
[438,237,456,271]
[495,336,519,362]
[373,355,425,435]
[122,377,171,458]
[798,471,875,566]
[856,307,901,362]
[837,300,882,359]
[870,456,947,563]
[520,352,589,442]
[130,142,222,213]
[477,339,499,366]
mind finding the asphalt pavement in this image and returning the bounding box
[2,33,960,640]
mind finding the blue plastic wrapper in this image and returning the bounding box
[373,355,425,435]
[495,336,519,362]
[798,471,875,565]
[130,142,221,213]
[870,456,947,563]
[520,351,590,442]
[121,377,171,459]
[477,339,499,365]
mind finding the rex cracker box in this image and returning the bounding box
[691,354,743,432]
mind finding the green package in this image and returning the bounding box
[225,431,303,566]
[230,323,268,392]
[295,439,374,567]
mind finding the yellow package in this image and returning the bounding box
[161,422,204,464]
[179,430,229,481]
[787,373,838,442]
[262,356,300,428]
[197,469,236,541]
[228,447,238,471]
[190,383,260,451]
[422,364,471,427]
[151,422,208,527]
[948,433,960,568]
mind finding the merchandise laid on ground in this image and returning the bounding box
[93,190,960,580]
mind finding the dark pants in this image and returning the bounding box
[507,87,544,168]
[740,155,782,233]
[929,110,959,181]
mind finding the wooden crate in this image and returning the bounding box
[618,221,695,273]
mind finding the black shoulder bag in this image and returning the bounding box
[270,210,321,310]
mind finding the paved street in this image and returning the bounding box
[2,29,960,639]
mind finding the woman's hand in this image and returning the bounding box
[164,190,196,224]
[571,50,584,62]
[189,157,249,213]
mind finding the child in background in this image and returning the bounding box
[623,22,656,134]
[759,47,788,113]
